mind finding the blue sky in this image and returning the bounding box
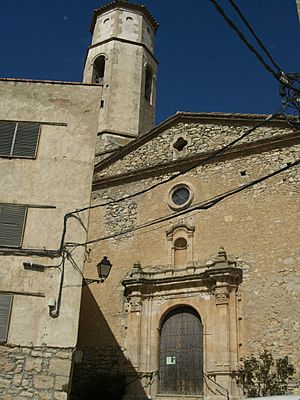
[0,0,299,123]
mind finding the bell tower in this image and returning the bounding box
[84,0,159,156]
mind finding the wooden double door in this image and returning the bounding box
[159,307,203,395]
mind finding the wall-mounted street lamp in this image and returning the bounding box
[97,256,113,280]
[23,257,112,286]
[83,256,113,286]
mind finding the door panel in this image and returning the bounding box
[159,307,203,395]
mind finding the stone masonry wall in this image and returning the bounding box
[93,145,300,238]
[70,346,128,400]
[95,121,295,178]
[0,345,72,400]
[86,117,300,398]
[88,142,300,391]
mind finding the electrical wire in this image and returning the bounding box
[45,107,294,302]
[70,110,283,216]
[57,107,288,259]
[65,158,299,248]
[65,250,90,287]
[49,251,66,319]
[209,0,279,81]
[208,0,300,96]
[227,0,281,72]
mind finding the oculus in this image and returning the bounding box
[168,184,193,211]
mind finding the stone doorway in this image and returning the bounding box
[159,306,203,395]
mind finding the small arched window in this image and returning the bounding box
[145,65,153,103]
[92,55,106,83]
[174,237,187,267]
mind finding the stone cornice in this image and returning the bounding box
[92,131,299,190]
[93,112,292,173]
[122,249,242,297]
[0,78,102,87]
[88,37,158,64]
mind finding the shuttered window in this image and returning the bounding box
[0,121,40,158]
[0,293,13,343]
[0,204,27,248]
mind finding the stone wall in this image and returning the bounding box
[70,346,129,400]
[0,345,72,400]
[95,118,295,179]
[82,116,300,399]
[0,79,101,349]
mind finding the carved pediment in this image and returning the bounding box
[122,248,242,298]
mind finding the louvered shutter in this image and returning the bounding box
[13,122,40,158]
[0,204,27,248]
[0,121,15,156]
[0,293,13,343]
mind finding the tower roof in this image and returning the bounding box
[89,0,159,33]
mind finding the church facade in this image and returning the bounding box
[0,1,299,400]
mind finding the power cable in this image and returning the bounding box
[208,0,300,96]
[71,110,282,216]
[57,108,287,257]
[65,158,299,248]
[280,73,300,130]
[49,251,66,319]
[209,0,280,81]
[227,0,281,72]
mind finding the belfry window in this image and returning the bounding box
[92,55,106,83]
[145,65,153,103]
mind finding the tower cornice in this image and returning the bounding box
[89,0,159,34]
[88,36,159,64]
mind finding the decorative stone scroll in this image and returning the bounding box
[129,297,142,313]
[213,286,230,305]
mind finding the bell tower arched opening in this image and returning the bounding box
[83,2,159,142]
[145,64,153,103]
[159,306,203,395]
[92,55,106,83]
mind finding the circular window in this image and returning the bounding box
[168,184,193,211]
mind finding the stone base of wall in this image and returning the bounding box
[70,346,131,400]
[0,344,73,400]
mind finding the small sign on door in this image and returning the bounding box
[166,356,176,365]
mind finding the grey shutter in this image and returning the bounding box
[0,121,15,156]
[13,122,40,158]
[0,294,13,343]
[0,204,27,248]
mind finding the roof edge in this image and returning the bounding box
[93,111,291,173]
[90,1,159,34]
[0,77,103,87]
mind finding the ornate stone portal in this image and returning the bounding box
[122,248,243,400]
